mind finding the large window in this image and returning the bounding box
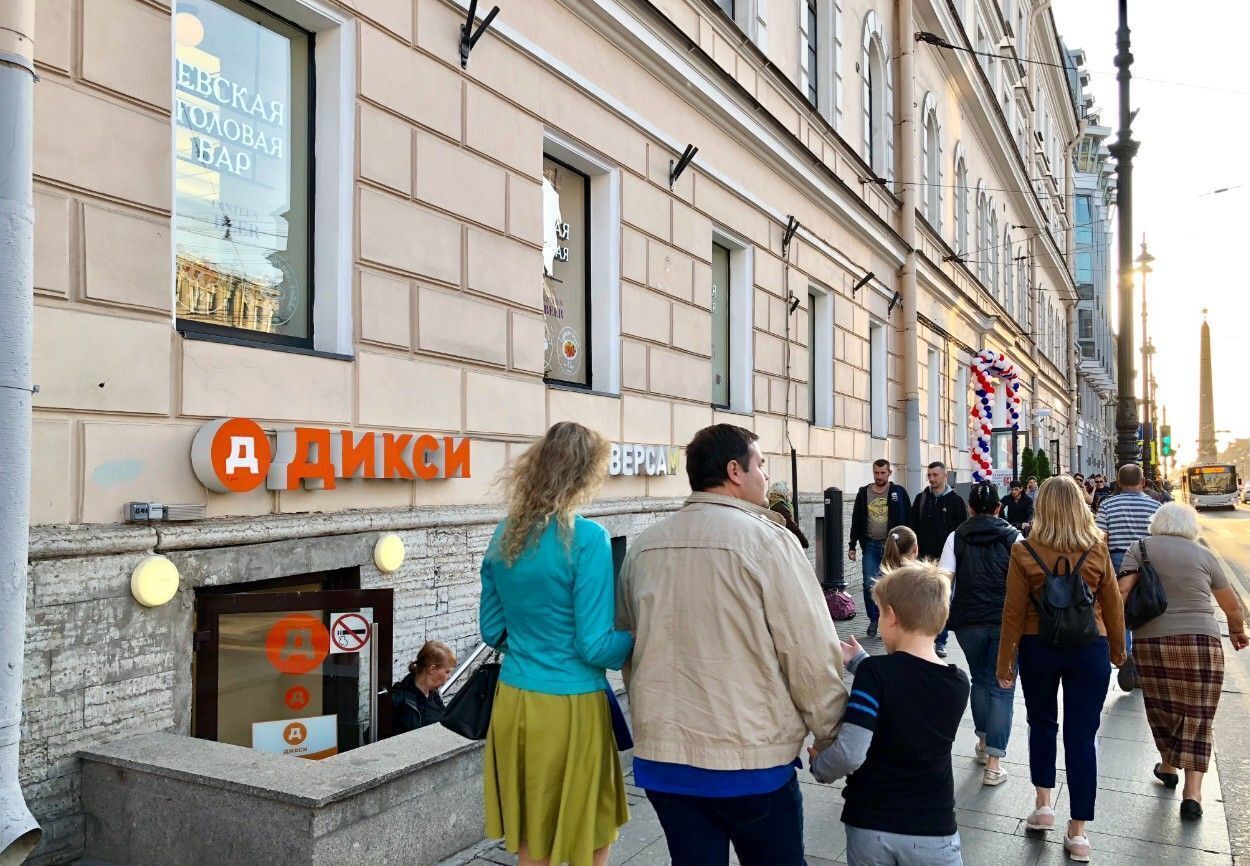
[989,208,1000,297]
[955,364,969,450]
[543,156,591,387]
[953,148,968,254]
[711,241,732,407]
[921,94,942,232]
[805,0,819,105]
[861,12,892,181]
[927,348,941,443]
[174,0,313,347]
[869,321,887,438]
[1075,196,1093,244]
[976,187,989,285]
[1075,251,1092,284]
[809,287,834,427]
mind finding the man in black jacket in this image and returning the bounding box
[1002,480,1034,533]
[911,461,967,657]
[848,459,910,636]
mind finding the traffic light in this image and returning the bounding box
[1161,425,1172,456]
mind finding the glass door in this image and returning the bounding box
[193,588,393,758]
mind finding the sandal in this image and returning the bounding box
[1153,763,1180,788]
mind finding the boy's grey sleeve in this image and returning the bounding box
[811,722,873,783]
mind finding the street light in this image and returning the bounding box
[1110,0,1140,470]
[1136,239,1155,479]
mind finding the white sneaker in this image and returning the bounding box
[983,766,1008,787]
[975,742,988,765]
[1064,834,1091,862]
[1025,805,1056,832]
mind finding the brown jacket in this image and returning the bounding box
[996,540,1127,679]
[617,493,847,768]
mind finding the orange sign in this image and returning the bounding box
[283,722,308,746]
[190,417,273,493]
[265,614,330,675]
[284,685,311,710]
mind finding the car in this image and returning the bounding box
[1242,483,1250,504]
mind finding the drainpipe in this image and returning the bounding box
[0,0,43,861]
[896,0,921,494]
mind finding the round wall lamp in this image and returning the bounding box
[131,555,180,607]
[373,533,406,574]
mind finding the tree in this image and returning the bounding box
[1036,450,1052,483]
[1020,447,1036,483]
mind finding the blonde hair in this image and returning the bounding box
[1149,501,1200,540]
[499,422,611,564]
[881,526,918,570]
[409,640,456,674]
[1029,475,1103,553]
[872,560,952,636]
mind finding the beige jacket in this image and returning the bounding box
[617,492,847,770]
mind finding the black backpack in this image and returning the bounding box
[1123,539,1168,630]
[1022,542,1101,648]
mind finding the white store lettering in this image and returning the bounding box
[608,443,682,477]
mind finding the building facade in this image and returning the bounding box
[21,0,1082,860]
[1069,48,1117,477]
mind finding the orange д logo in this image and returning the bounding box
[191,417,272,493]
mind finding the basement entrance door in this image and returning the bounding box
[193,587,394,758]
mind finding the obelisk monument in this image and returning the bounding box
[1198,309,1217,462]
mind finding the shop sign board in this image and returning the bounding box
[265,613,330,675]
[191,417,471,493]
[609,443,681,477]
[329,612,371,654]
[253,713,337,759]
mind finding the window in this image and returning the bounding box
[543,133,623,393]
[953,146,968,254]
[1005,229,1014,313]
[1075,251,1092,284]
[1075,195,1093,244]
[543,157,591,387]
[955,364,969,450]
[869,320,887,438]
[1078,308,1093,339]
[175,0,314,347]
[927,347,941,443]
[802,0,845,128]
[989,208,1000,297]
[976,186,989,285]
[920,94,942,232]
[710,228,754,412]
[976,28,990,78]
[1017,252,1028,326]
[809,287,834,427]
[805,0,819,105]
[716,0,735,15]
[861,11,893,181]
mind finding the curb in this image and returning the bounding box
[1207,540,1250,865]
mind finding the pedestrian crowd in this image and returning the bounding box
[461,422,1247,866]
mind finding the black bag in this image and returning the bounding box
[1022,542,1101,648]
[441,637,504,741]
[1123,539,1168,630]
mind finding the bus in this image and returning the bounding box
[1182,464,1240,510]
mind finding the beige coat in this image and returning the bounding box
[617,492,847,770]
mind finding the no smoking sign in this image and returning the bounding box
[330,612,371,654]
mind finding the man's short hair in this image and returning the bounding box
[1117,463,1144,488]
[927,461,946,471]
[872,561,952,636]
[685,424,758,492]
[873,458,891,470]
[1010,480,1023,490]
[1026,476,1037,483]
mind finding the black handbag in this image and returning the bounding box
[1124,540,1168,630]
[440,636,504,741]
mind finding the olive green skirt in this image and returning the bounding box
[484,683,629,865]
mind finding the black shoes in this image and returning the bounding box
[867,621,878,638]
[1153,763,1180,788]
[1180,799,1203,820]
[935,644,948,659]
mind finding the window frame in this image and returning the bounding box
[808,284,834,428]
[869,320,887,439]
[955,364,969,450]
[541,154,594,390]
[927,346,941,443]
[861,11,893,182]
[171,0,356,357]
[710,225,754,414]
[953,145,968,254]
[920,93,942,233]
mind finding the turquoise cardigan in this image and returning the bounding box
[479,516,633,695]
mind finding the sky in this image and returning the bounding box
[1051,0,1250,463]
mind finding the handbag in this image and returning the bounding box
[825,588,857,622]
[604,687,633,751]
[440,633,505,741]
[1123,540,1168,630]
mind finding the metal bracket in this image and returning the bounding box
[669,144,698,189]
[888,291,902,315]
[459,0,500,69]
[851,272,874,295]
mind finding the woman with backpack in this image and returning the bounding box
[1117,502,1249,819]
[996,476,1126,863]
[941,484,1022,788]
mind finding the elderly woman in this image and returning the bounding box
[1117,502,1249,820]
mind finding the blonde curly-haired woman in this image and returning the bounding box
[479,422,633,866]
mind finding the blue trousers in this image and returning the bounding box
[647,775,806,866]
[862,540,885,623]
[1017,635,1110,821]
[955,626,1015,757]
[845,828,963,866]
[1110,549,1132,654]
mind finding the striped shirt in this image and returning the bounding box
[1095,491,1160,552]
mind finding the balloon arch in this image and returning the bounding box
[969,349,1022,483]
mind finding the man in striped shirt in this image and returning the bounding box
[1095,463,1161,575]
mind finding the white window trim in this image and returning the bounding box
[170,0,356,356]
[711,225,754,414]
[543,130,623,395]
[920,92,942,233]
[955,364,969,450]
[860,10,893,183]
[927,347,941,443]
[809,283,834,428]
[800,0,844,130]
[869,320,887,439]
[953,142,968,254]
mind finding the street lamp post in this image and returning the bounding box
[1137,239,1155,479]
[1109,0,1140,469]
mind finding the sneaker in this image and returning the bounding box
[975,742,988,765]
[983,766,1009,787]
[935,644,948,658]
[867,621,878,638]
[1025,806,1056,832]
[1064,834,1091,862]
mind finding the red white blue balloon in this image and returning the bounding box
[969,349,1022,483]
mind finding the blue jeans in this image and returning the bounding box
[1017,635,1110,821]
[647,775,806,866]
[845,827,963,866]
[1110,549,1132,654]
[862,540,885,623]
[955,626,1015,757]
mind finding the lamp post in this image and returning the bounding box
[1136,239,1155,479]
[1109,0,1140,469]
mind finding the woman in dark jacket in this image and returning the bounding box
[391,641,457,733]
[940,483,1021,787]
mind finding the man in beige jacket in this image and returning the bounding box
[617,424,848,866]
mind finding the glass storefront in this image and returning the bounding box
[542,156,591,387]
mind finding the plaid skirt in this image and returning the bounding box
[1133,634,1225,772]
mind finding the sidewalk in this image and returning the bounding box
[443,595,1235,866]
